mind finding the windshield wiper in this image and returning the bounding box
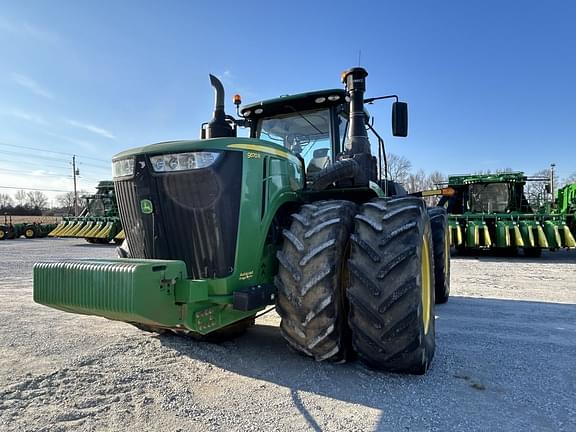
[284,105,325,135]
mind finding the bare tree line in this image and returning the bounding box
[524,168,576,210]
[0,190,86,214]
[386,153,447,193]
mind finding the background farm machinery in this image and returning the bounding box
[0,215,58,240]
[48,181,125,244]
[437,173,576,256]
[556,182,576,233]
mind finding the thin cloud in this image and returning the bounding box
[220,70,233,82]
[1,108,48,126]
[11,73,54,99]
[216,69,258,101]
[0,16,60,43]
[44,132,105,155]
[66,119,116,140]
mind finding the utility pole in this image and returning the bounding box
[72,155,78,216]
[550,163,556,208]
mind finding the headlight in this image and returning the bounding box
[150,151,220,172]
[112,158,135,178]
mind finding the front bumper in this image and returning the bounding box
[33,259,267,333]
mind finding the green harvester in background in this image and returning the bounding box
[34,68,452,374]
[556,182,576,233]
[438,172,576,257]
[48,181,125,244]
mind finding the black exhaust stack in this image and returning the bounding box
[341,67,375,184]
[204,74,235,139]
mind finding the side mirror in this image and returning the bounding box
[392,102,408,137]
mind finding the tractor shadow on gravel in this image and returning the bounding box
[156,296,576,431]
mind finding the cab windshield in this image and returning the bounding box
[468,183,510,213]
[257,109,333,175]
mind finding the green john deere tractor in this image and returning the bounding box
[34,68,450,374]
[0,216,25,240]
[439,172,576,257]
[22,222,58,239]
[48,181,124,244]
[0,215,57,240]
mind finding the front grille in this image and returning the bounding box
[115,151,242,279]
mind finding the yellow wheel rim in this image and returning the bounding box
[26,229,34,238]
[0,231,4,239]
[421,235,432,335]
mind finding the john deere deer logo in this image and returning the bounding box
[140,199,154,214]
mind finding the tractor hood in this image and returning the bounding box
[112,137,300,164]
[111,136,303,280]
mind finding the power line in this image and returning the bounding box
[75,155,110,163]
[0,168,103,184]
[0,141,71,156]
[0,185,74,193]
[1,155,110,173]
[0,141,110,163]
[78,176,105,182]
[0,157,71,171]
[0,168,73,178]
[76,170,112,179]
[0,148,111,195]
[77,161,111,169]
[1,149,71,164]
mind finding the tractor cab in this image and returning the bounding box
[200,67,408,192]
[82,181,119,217]
[241,89,348,177]
[441,173,534,215]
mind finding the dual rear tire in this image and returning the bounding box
[275,197,440,374]
[428,207,450,304]
[275,200,356,362]
[348,197,435,374]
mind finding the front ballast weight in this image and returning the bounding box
[33,259,275,336]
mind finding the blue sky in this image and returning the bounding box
[1,0,575,201]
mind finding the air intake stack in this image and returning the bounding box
[341,67,374,185]
[342,67,371,155]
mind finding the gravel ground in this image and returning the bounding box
[1,238,575,432]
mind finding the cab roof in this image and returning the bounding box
[448,172,527,186]
[240,89,346,120]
